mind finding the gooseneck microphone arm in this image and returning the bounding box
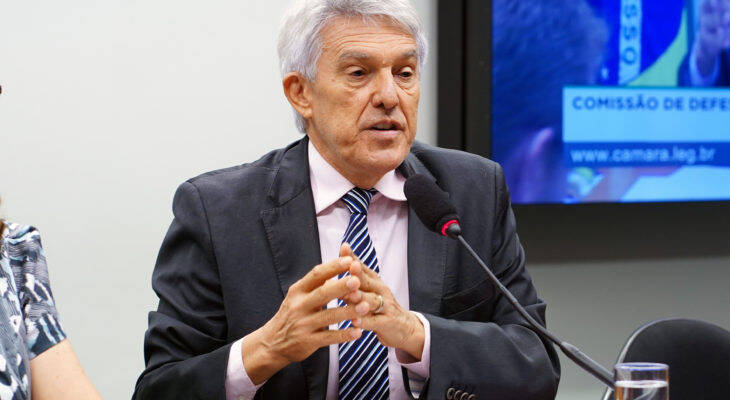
[404,174,615,390]
[449,225,614,388]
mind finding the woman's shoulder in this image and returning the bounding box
[0,221,66,369]
[1,222,44,270]
[1,221,42,250]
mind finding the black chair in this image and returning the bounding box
[602,318,730,400]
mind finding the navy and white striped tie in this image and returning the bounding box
[337,188,390,400]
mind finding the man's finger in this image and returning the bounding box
[340,242,353,258]
[348,258,363,277]
[361,291,385,313]
[359,262,379,278]
[298,256,352,292]
[341,290,381,312]
[341,289,363,304]
[305,274,360,308]
[314,328,363,347]
[305,305,367,328]
[341,242,364,265]
[350,263,385,293]
[355,314,389,333]
[340,242,361,262]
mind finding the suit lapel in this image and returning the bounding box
[261,137,329,399]
[398,152,448,315]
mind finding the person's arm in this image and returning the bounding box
[133,182,233,400]
[225,338,264,400]
[135,182,368,400]
[30,340,102,400]
[15,226,102,400]
[395,313,430,397]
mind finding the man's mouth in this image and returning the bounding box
[367,120,403,132]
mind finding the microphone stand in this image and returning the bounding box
[449,227,615,389]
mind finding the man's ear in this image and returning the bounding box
[283,72,313,121]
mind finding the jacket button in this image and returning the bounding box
[446,388,456,400]
[468,395,476,400]
[459,392,470,400]
[454,390,463,399]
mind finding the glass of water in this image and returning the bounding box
[614,363,669,400]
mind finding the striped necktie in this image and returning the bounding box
[337,188,390,400]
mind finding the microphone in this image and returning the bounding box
[404,174,615,389]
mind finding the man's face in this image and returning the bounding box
[305,16,420,185]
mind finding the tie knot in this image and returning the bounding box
[341,188,377,215]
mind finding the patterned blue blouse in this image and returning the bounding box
[0,222,66,399]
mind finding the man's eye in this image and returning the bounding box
[399,70,414,78]
[350,69,365,77]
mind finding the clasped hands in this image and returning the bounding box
[242,243,425,385]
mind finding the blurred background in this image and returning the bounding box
[0,1,728,399]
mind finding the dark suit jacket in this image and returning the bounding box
[133,137,560,400]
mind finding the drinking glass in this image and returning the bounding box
[614,363,669,400]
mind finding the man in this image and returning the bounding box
[134,1,560,399]
[680,0,730,87]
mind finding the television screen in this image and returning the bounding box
[491,0,730,204]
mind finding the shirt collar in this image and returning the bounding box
[308,140,406,214]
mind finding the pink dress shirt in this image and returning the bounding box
[225,141,431,400]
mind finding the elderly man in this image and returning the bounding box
[134,1,560,399]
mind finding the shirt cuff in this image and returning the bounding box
[394,312,431,378]
[226,337,265,400]
[690,45,721,87]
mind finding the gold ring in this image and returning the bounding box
[374,294,384,314]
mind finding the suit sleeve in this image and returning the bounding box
[133,181,231,400]
[420,164,560,400]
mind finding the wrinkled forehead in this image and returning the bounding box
[319,15,419,63]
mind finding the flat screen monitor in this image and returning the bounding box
[488,0,730,204]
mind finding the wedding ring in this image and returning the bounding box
[374,294,384,314]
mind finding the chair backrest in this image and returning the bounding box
[602,318,730,400]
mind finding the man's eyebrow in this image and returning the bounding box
[338,51,372,63]
[337,49,419,64]
[400,50,418,60]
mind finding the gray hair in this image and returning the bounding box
[277,0,428,133]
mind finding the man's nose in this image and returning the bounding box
[371,71,399,110]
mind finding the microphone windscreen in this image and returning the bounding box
[404,174,459,234]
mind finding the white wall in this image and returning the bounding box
[0,1,437,398]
